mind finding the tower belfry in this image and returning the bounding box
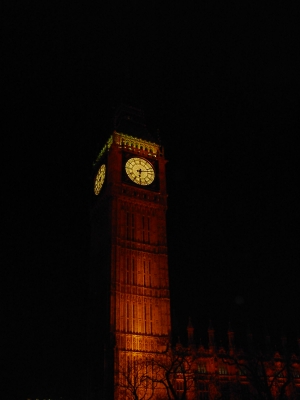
[89,106,171,399]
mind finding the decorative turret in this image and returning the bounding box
[227,322,235,354]
[198,338,205,354]
[176,336,183,352]
[187,317,195,346]
[208,320,215,352]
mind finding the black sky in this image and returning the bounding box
[4,2,299,399]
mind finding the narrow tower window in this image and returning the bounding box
[126,212,135,240]
[147,216,150,243]
[132,303,136,332]
[126,302,130,332]
[126,212,130,240]
[144,304,147,334]
[149,261,152,287]
[142,216,145,242]
[150,304,153,334]
[131,213,135,240]
[142,215,150,243]
[132,258,136,285]
[126,257,130,284]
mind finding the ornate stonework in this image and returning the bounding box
[91,125,171,399]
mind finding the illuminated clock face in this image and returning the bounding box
[94,164,106,195]
[125,157,155,186]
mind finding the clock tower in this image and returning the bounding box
[89,106,171,400]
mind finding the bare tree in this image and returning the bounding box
[150,344,196,400]
[221,350,300,400]
[115,357,158,400]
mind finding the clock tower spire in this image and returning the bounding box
[89,105,171,400]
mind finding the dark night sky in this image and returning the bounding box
[4,2,299,399]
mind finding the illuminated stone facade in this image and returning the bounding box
[90,107,171,399]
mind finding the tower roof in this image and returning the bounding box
[113,104,156,143]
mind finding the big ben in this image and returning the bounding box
[89,105,171,400]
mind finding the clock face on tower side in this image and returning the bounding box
[94,164,106,195]
[125,157,155,186]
